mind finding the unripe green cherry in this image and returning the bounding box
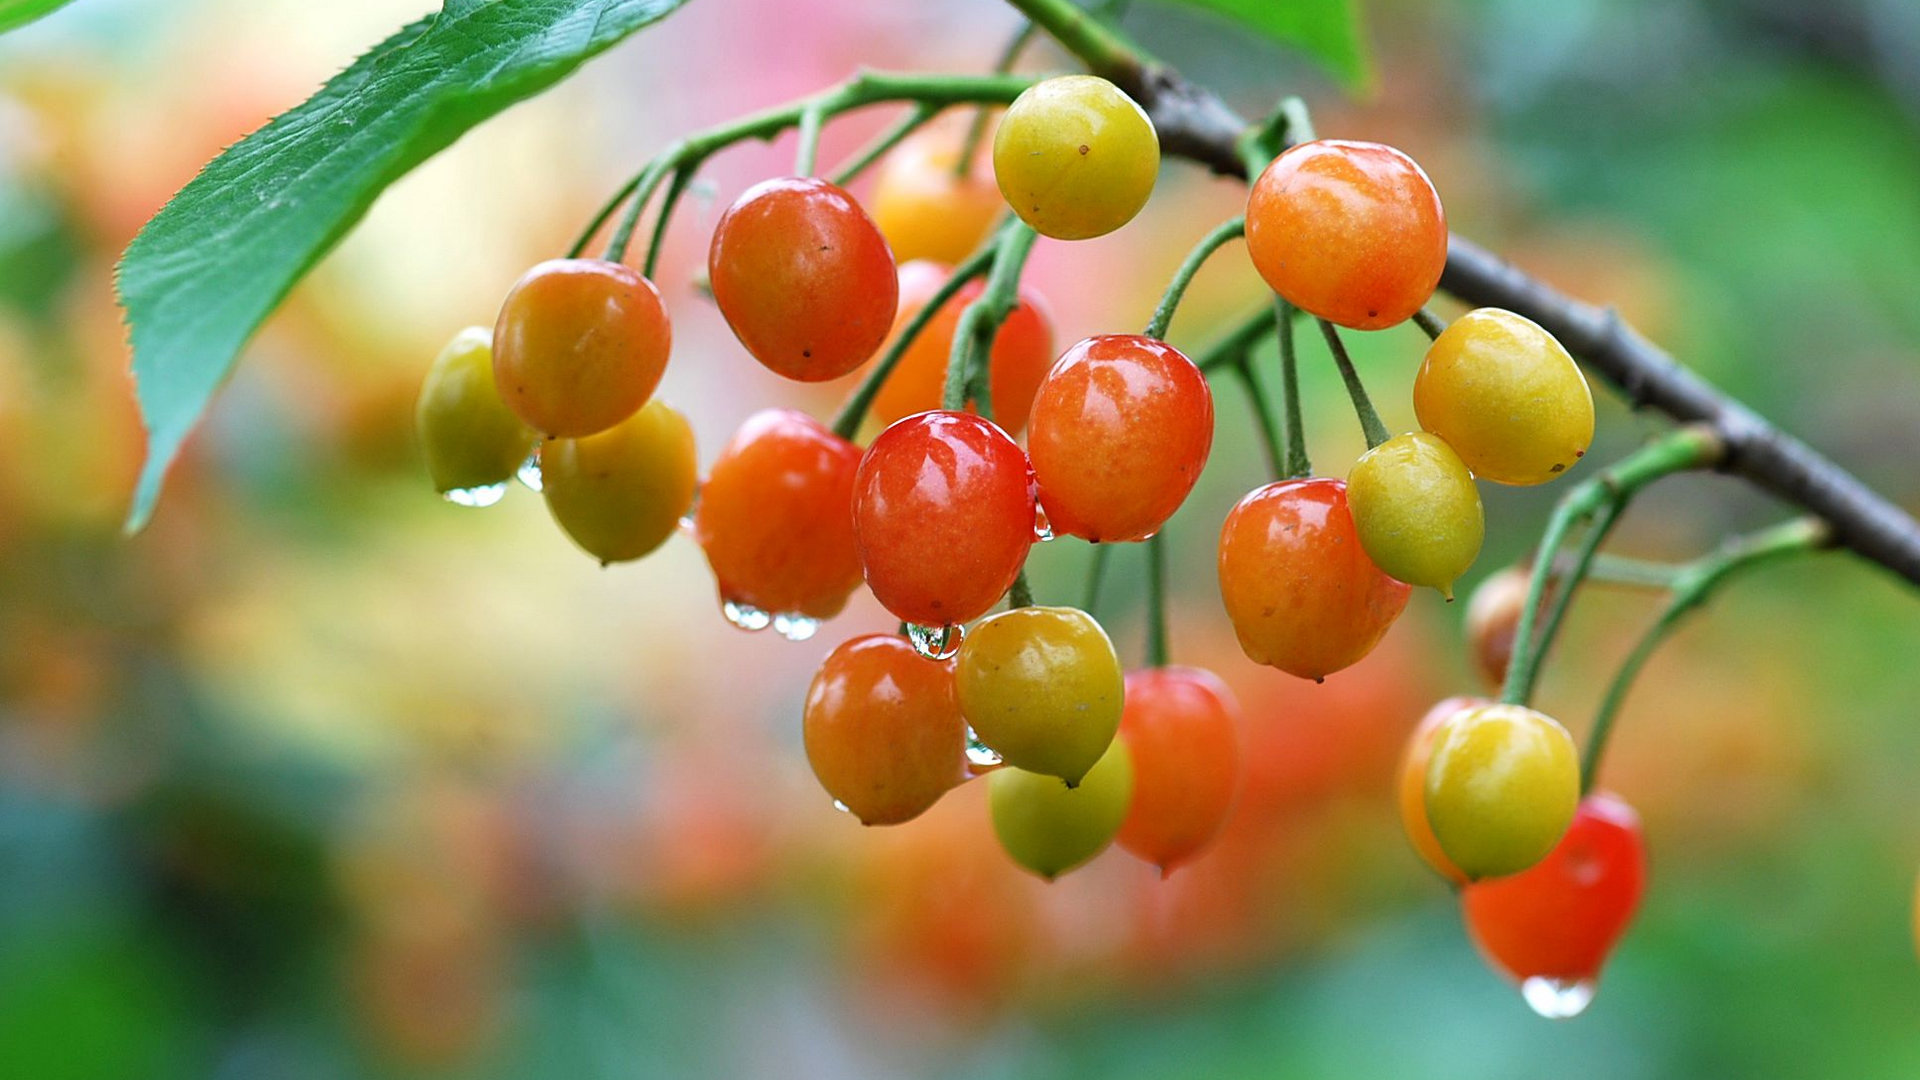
[540,398,697,565]
[1415,308,1594,486]
[416,326,535,498]
[1347,431,1485,599]
[992,75,1159,240]
[1424,702,1579,880]
[988,737,1133,880]
[955,605,1123,785]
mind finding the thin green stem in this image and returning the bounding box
[1192,305,1278,374]
[1082,542,1112,616]
[568,173,644,259]
[1143,217,1246,340]
[829,234,1001,440]
[1234,360,1286,479]
[1413,308,1447,341]
[829,103,941,187]
[1581,518,1830,791]
[1146,531,1170,668]
[1276,300,1309,478]
[944,222,1037,411]
[1526,497,1624,682]
[1581,553,1685,591]
[1009,567,1036,609]
[1001,0,1147,78]
[604,155,678,264]
[794,104,826,176]
[641,166,694,279]
[955,21,1039,177]
[1499,425,1726,708]
[1318,318,1390,449]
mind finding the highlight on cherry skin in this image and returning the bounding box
[955,605,1124,786]
[1462,792,1649,1018]
[803,634,968,827]
[709,175,899,383]
[988,736,1135,880]
[1244,139,1447,330]
[1027,334,1214,544]
[992,74,1160,241]
[491,257,672,439]
[415,325,536,508]
[693,408,865,640]
[1422,701,1581,881]
[1115,666,1242,875]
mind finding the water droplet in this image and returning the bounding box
[1520,976,1595,1019]
[514,449,543,492]
[906,622,963,660]
[678,483,704,531]
[831,799,853,815]
[442,482,507,508]
[1033,507,1054,542]
[772,613,819,641]
[964,726,1002,768]
[723,599,771,631]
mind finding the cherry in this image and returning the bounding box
[1346,431,1485,599]
[852,410,1036,629]
[870,261,1057,436]
[992,75,1159,241]
[1464,565,1532,690]
[1397,696,1486,884]
[1027,334,1214,543]
[1424,702,1580,881]
[1114,666,1242,874]
[988,737,1134,880]
[540,398,697,565]
[803,635,966,826]
[492,258,670,437]
[1216,477,1411,680]
[693,409,864,626]
[1462,792,1647,1013]
[709,176,898,382]
[955,605,1123,785]
[416,326,535,498]
[1415,308,1594,486]
[1245,140,1447,330]
[870,125,1005,266]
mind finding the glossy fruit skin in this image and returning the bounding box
[492,258,670,438]
[1115,666,1241,874]
[803,635,966,826]
[1397,697,1486,884]
[1027,335,1214,543]
[540,399,696,564]
[417,326,535,494]
[992,75,1159,241]
[1216,478,1412,681]
[1347,431,1485,599]
[852,411,1036,627]
[870,262,1057,436]
[1245,140,1446,330]
[871,126,1005,266]
[989,737,1134,880]
[1463,793,1647,984]
[693,409,864,621]
[709,176,898,382]
[1465,566,1532,690]
[1424,703,1580,881]
[955,605,1123,785]
[1415,308,1595,485]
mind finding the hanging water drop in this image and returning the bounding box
[723,599,772,631]
[678,482,704,531]
[964,726,1002,768]
[772,613,819,641]
[1034,506,1055,542]
[905,621,963,660]
[831,799,853,815]
[442,482,508,508]
[514,449,543,492]
[1520,976,1595,1019]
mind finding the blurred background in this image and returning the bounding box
[2,0,1919,1076]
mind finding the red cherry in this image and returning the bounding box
[852,411,1036,628]
[1027,334,1214,543]
[709,177,898,382]
[1114,666,1242,874]
[1462,793,1647,1001]
[803,635,966,826]
[1216,477,1411,680]
[693,409,864,626]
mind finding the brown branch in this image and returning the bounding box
[1009,0,1920,589]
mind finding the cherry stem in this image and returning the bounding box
[943,221,1037,412]
[1580,553,1686,590]
[1143,216,1246,341]
[1276,300,1310,478]
[1146,530,1170,668]
[955,20,1040,179]
[1235,360,1286,480]
[1009,567,1036,609]
[1413,308,1447,341]
[830,232,1001,440]
[1581,517,1830,792]
[1499,425,1727,708]
[794,104,827,176]
[1318,318,1390,450]
[830,103,941,187]
[1192,305,1278,374]
[641,166,695,279]
[1082,542,1112,617]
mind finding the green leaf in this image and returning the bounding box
[115,0,691,531]
[1154,0,1374,93]
[0,0,77,35]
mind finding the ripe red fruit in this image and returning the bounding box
[1114,666,1242,874]
[1027,334,1214,543]
[1216,478,1411,680]
[852,411,1036,628]
[492,258,671,438]
[709,177,898,382]
[1245,140,1447,331]
[871,261,1056,436]
[1462,792,1648,1016]
[803,635,966,826]
[693,409,864,629]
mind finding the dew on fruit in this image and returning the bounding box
[515,449,543,492]
[831,798,853,815]
[1520,976,1595,1019]
[443,482,508,508]
[678,483,704,531]
[1034,507,1055,542]
[964,726,1002,768]
[906,621,962,660]
[772,612,819,641]
[723,599,772,631]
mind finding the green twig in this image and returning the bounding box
[944,222,1037,411]
[1234,360,1286,479]
[1082,542,1112,616]
[956,21,1040,178]
[1143,217,1245,340]
[641,166,695,278]
[1276,300,1309,478]
[1146,531,1169,667]
[1413,308,1447,341]
[1192,305,1279,374]
[1318,318,1390,449]
[1009,567,1036,609]
[829,103,941,187]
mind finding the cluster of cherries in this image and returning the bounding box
[414,71,1640,1013]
